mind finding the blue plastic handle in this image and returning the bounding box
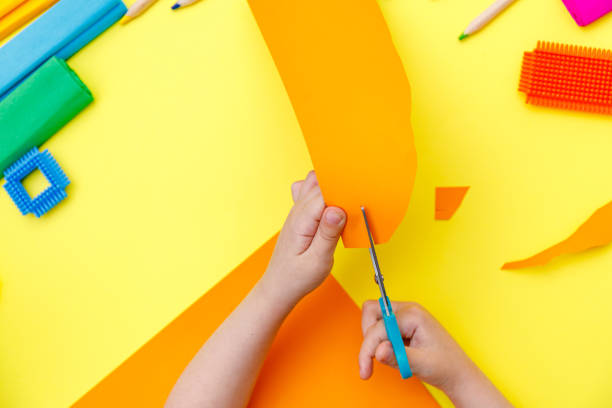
[379,297,412,379]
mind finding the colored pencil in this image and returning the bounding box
[171,0,200,10]
[0,0,58,42]
[120,0,158,24]
[459,0,518,40]
[0,0,26,20]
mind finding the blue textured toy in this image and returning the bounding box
[3,148,70,217]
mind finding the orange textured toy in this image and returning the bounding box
[519,41,612,115]
[247,0,417,248]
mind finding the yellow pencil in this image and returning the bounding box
[0,0,26,20]
[0,0,59,42]
[120,0,158,25]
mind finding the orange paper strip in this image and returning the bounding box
[435,187,469,220]
[247,0,417,248]
[503,201,612,270]
[71,234,439,407]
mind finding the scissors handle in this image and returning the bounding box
[379,297,412,379]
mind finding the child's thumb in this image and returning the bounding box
[308,207,346,258]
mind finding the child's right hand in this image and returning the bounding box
[359,301,512,408]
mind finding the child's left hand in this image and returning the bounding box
[258,171,347,306]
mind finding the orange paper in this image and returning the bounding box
[72,234,438,407]
[503,201,612,270]
[247,0,417,248]
[435,187,469,220]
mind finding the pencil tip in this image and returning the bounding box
[458,33,469,41]
[119,15,132,25]
[171,3,180,10]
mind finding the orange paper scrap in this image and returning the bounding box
[503,201,612,270]
[247,0,417,248]
[72,234,439,407]
[435,187,469,220]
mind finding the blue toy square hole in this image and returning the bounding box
[22,168,52,199]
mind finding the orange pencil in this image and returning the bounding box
[0,0,59,41]
[0,0,26,20]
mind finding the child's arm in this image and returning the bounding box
[359,301,513,408]
[165,171,346,408]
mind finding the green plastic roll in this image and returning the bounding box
[0,57,93,175]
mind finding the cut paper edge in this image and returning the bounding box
[247,0,417,248]
[503,200,612,270]
[71,233,439,407]
[435,187,469,220]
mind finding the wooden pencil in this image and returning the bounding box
[0,0,26,20]
[0,0,59,42]
[171,0,200,10]
[120,0,158,25]
[459,0,518,40]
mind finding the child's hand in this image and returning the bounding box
[258,171,346,306]
[359,301,512,408]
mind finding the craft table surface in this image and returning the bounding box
[1,0,611,407]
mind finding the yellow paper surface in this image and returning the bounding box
[0,2,311,407]
[1,0,612,407]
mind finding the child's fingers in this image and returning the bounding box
[282,177,325,246]
[296,171,318,202]
[306,207,346,260]
[361,299,408,336]
[361,300,383,335]
[291,181,303,203]
[358,319,387,379]
[375,340,398,368]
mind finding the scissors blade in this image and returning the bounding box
[360,206,390,315]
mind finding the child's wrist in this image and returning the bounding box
[442,362,486,405]
[443,363,508,408]
[254,270,302,310]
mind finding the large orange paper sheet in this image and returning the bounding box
[503,201,612,270]
[72,234,438,407]
[247,0,417,248]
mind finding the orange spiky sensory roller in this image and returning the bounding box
[519,41,612,115]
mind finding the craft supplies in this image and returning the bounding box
[247,0,417,248]
[503,201,612,269]
[0,0,59,42]
[120,0,157,24]
[519,41,612,115]
[0,0,126,99]
[171,0,200,10]
[435,187,470,220]
[361,207,412,379]
[3,147,70,217]
[561,0,612,26]
[0,57,93,175]
[459,0,518,40]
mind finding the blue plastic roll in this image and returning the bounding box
[0,0,127,99]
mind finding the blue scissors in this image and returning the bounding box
[361,206,412,379]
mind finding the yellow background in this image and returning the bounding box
[1,0,612,407]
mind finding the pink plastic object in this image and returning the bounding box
[561,0,612,26]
